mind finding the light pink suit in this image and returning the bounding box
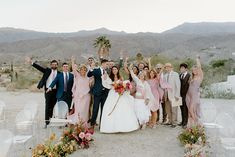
[68,71,91,124]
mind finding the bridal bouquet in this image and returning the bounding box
[108,81,132,116]
[113,80,132,95]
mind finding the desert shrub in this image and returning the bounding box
[201,86,235,99]
[210,59,227,68]
[6,68,41,90]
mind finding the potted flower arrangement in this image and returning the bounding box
[178,125,209,157]
[32,122,94,157]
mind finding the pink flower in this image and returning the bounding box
[79,132,85,139]
[85,133,92,141]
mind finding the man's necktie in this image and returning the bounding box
[64,73,68,91]
[167,73,170,83]
[52,70,56,80]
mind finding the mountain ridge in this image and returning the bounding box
[1,22,235,63]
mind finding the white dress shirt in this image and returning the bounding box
[181,71,188,79]
[46,70,57,88]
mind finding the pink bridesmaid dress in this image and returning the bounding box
[68,72,91,124]
[147,78,164,111]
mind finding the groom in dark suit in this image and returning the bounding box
[179,63,191,128]
[48,62,74,109]
[25,57,60,128]
[87,59,109,128]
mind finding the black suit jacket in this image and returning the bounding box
[87,68,108,96]
[32,62,60,90]
[180,72,191,97]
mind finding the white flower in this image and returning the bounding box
[198,137,202,142]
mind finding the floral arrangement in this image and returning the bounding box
[113,80,132,95]
[178,125,209,157]
[32,122,94,157]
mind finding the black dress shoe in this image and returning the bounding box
[182,125,187,129]
[87,119,91,123]
[164,123,172,126]
[178,123,183,126]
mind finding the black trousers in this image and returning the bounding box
[44,89,57,125]
[58,92,72,110]
[90,90,108,126]
[180,96,188,126]
[157,101,167,122]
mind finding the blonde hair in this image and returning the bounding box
[79,64,88,72]
[165,63,172,68]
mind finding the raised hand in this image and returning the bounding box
[196,55,200,59]
[90,60,96,69]
[25,56,32,65]
[128,63,133,71]
[46,88,52,93]
[120,51,123,59]
[71,56,75,62]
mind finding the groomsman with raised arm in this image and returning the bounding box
[87,59,109,130]
[179,63,191,128]
[25,57,60,128]
[163,63,181,128]
[47,62,74,110]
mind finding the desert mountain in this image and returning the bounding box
[1,22,235,64]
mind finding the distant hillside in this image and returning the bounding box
[163,22,235,35]
[0,27,127,43]
[1,22,235,64]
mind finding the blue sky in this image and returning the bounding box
[0,0,235,33]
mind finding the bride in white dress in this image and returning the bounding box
[100,66,139,133]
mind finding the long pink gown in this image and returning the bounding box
[186,79,201,126]
[68,72,91,124]
[147,78,164,112]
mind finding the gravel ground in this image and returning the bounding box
[0,90,234,157]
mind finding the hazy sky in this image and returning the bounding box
[0,0,235,33]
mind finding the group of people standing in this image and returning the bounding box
[26,54,203,132]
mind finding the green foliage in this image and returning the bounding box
[136,53,144,61]
[178,125,206,146]
[93,36,111,49]
[210,59,227,68]
[202,59,234,87]
[201,87,235,99]
[6,68,41,90]
[183,58,195,69]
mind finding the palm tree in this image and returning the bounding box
[93,36,111,59]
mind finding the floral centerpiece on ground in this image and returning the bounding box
[178,125,209,157]
[32,122,94,157]
[61,122,93,149]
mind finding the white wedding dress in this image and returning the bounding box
[100,77,139,133]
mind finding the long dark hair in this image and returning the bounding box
[109,66,121,81]
[129,66,139,82]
